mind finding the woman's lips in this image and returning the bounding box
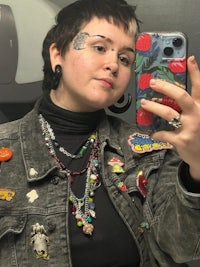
[97,78,113,88]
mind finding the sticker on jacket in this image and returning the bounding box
[128,132,173,153]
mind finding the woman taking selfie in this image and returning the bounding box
[0,0,200,266]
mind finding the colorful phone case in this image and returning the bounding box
[135,31,187,132]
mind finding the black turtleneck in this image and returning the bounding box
[38,93,140,267]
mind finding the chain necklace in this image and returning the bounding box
[39,114,101,235]
[39,114,96,159]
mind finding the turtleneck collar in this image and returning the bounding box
[38,92,106,134]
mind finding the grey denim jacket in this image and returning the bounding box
[0,100,200,267]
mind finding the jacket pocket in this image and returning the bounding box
[0,214,27,239]
[0,214,27,267]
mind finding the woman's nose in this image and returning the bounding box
[105,66,118,77]
[103,54,119,77]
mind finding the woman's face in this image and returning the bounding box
[50,17,136,112]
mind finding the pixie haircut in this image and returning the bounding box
[42,0,140,91]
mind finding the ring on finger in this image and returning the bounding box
[168,114,182,129]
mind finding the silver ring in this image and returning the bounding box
[168,114,182,129]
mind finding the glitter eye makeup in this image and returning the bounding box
[73,32,90,50]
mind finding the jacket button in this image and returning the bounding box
[51,176,59,185]
[47,222,56,232]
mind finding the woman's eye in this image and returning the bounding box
[119,55,131,66]
[94,45,106,53]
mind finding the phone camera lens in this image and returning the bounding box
[173,38,183,47]
[163,46,173,56]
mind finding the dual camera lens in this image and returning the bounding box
[163,37,183,57]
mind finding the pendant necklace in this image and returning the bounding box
[39,114,101,235]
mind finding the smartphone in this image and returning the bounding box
[135,31,187,132]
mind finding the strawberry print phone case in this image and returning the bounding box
[135,32,187,132]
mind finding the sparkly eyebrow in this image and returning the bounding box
[91,34,135,53]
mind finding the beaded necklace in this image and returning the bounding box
[39,114,101,235]
[40,114,96,159]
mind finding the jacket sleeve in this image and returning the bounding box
[179,162,200,194]
[145,148,200,264]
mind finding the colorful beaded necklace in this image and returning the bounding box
[39,114,101,235]
[40,114,96,159]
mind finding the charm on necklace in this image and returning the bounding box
[83,223,94,235]
[69,168,100,235]
[68,151,100,236]
[39,114,97,159]
[39,114,100,236]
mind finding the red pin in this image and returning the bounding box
[0,147,13,162]
[136,170,148,197]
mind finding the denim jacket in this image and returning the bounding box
[0,100,200,267]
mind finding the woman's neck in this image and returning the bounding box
[38,92,105,134]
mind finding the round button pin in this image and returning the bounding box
[0,147,13,161]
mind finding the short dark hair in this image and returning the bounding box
[42,0,140,91]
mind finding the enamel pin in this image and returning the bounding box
[117,181,127,192]
[0,147,13,161]
[136,170,148,198]
[26,189,39,203]
[128,132,173,154]
[108,157,125,173]
[30,223,50,260]
[0,188,15,201]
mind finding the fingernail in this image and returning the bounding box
[141,99,148,105]
[150,79,156,85]
[190,55,196,64]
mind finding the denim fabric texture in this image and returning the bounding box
[0,99,199,267]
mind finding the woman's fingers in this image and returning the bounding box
[187,56,200,99]
[141,98,180,123]
[149,78,193,113]
[147,56,200,113]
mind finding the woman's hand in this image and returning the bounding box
[141,56,200,180]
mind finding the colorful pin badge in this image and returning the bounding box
[128,132,173,154]
[0,147,13,162]
[117,181,127,192]
[108,157,125,173]
[0,188,15,201]
[136,170,148,197]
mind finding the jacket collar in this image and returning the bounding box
[20,99,60,182]
[20,99,123,182]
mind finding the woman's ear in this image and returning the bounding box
[49,43,62,71]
